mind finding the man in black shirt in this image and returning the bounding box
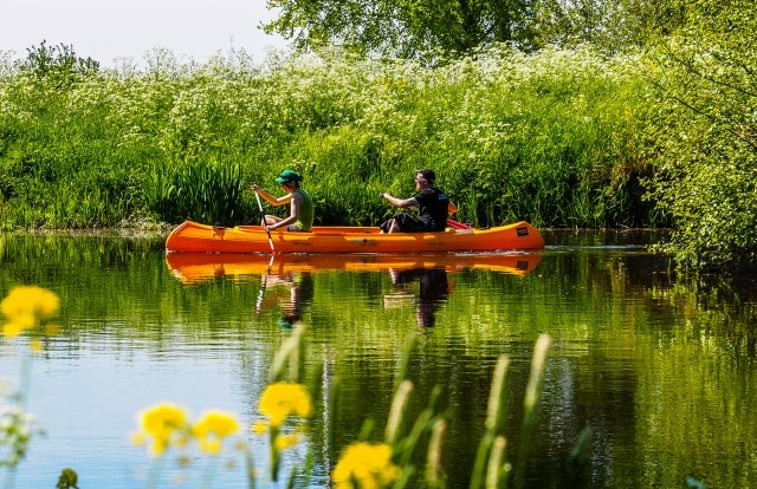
[379,169,456,233]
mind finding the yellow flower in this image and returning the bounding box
[5,313,35,330]
[258,383,313,428]
[134,403,188,457]
[1,286,60,340]
[2,321,27,338]
[192,410,240,455]
[193,411,240,438]
[251,420,268,435]
[131,431,146,446]
[274,434,300,451]
[332,442,400,489]
[199,438,222,455]
[1,286,60,322]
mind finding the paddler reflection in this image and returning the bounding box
[256,271,314,329]
[385,267,450,328]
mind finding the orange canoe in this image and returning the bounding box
[166,252,542,284]
[165,220,545,254]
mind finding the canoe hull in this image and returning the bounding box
[165,220,545,254]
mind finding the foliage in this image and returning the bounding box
[641,0,757,269]
[143,158,246,226]
[262,0,690,57]
[21,40,100,87]
[0,44,655,231]
[1,19,755,268]
[0,397,42,468]
[264,0,543,56]
[524,0,690,53]
[55,468,80,489]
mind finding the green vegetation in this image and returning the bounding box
[640,0,757,269]
[0,44,654,229]
[0,0,755,270]
[262,0,686,56]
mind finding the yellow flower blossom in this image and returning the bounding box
[192,410,240,455]
[131,431,146,446]
[332,442,401,489]
[252,420,268,435]
[1,286,60,322]
[258,383,313,428]
[199,438,222,455]
[133,403,189,457]
[5,313,34,330]
[2,322,26,338]
[274,434,300,451]
[1,286,60,340]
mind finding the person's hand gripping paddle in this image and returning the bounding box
[254,190,276,254]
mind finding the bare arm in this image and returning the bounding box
[251,184,293,206]
[268,192,302,230]
[381,192,418,209]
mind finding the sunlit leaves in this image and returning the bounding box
[642,0,757,269]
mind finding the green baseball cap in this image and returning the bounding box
[274,169,302,184]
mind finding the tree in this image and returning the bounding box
[264,0,551,57]
[643,0,757,269]
[263,0,695,57]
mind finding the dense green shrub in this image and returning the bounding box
[639,0,757,269]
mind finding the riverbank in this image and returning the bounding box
[1,42,754,270]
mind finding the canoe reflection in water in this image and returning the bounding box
[385,268,450,328]
[166,252,540,328]
[166,252,541,284]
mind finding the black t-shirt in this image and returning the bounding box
[414,187,450,231]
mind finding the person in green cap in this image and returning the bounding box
[251,169,314,232]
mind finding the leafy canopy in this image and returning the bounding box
[264,0,554,56]
[263,0,693,57]
[643,0,757,269]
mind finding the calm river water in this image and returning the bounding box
[0,231,754,488]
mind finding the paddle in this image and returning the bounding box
[254,190,276,254]
[445,202,471,230]
[447,218,472,230]
[254,254,276,317]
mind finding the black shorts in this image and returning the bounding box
[380,214,433,233]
